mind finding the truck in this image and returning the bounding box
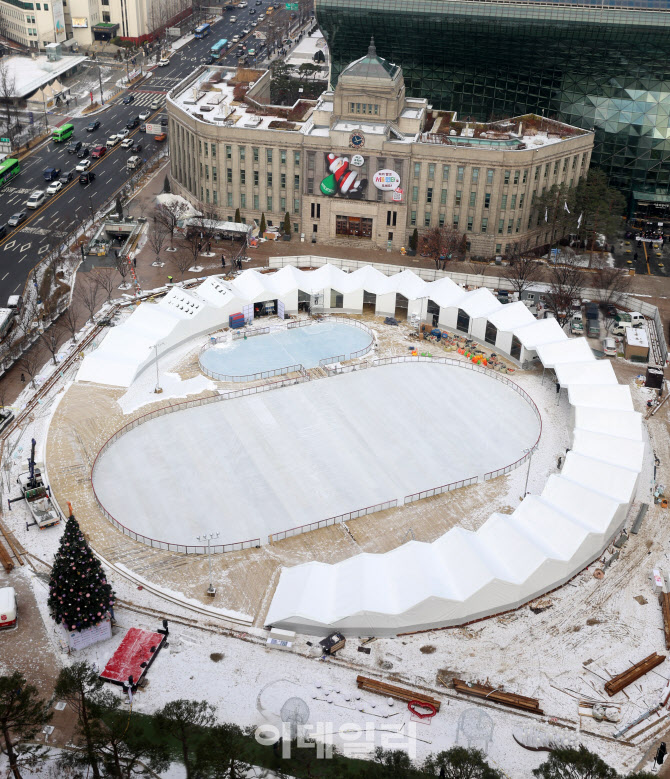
[570,313,584,335]
[584,302,600,338]
[8,438,61,531]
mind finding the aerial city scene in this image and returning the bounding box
[0,0,670,776]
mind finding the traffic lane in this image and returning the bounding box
[0,129,163,295]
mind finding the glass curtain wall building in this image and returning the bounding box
[317,0,670,209]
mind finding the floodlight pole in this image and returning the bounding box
[197,532,220,596]
[523,446,534,497]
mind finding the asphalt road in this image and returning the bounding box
[0,2,290,303]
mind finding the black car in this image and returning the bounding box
[67,140,82,154]
[86,120,100,132]
[77,147,90,159]
[249,8,256,13]
[126,116,140,129]
[79,171,96,185]
[0,224,7,239]
[122,94,135,105]
[160,116,168,127]
[606,304,618,318]
[131,142,142,153]
[139,123,146,133]
[62,169,76,182]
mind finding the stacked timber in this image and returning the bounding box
[604,653,666,697]
[356,675,441,712]
[452,678,543,714]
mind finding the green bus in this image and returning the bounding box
[0,157,20,188]
[52,123,74,143]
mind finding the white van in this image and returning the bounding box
[603,337,617,357]
[0,587,17,630]
[629,311,645,328]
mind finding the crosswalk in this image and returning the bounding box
[126,92,166,107]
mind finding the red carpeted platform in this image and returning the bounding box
[100,627,166,689]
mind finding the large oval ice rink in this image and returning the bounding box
[92,362,540,547]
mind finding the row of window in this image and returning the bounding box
[409,211,524,233]
[198,140,301,166]
[199,163,300,190]
[415,187,528,210]
[411,154,588,184]
[348,102,380,115]
[200,188,300,214]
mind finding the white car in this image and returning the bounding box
[242,28,250,35]
[46,180,63,195]
[139,109,151,120]
[106,135,120,148]
[117,128,130,139]
[26,190,46,209]
[238,1,247,6]
[232,35,240,42]
[158,58,170,67]
[76,159,91,172]
[121,138,134,149]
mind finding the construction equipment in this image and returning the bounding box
[7,438,61,531]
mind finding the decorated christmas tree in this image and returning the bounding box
[48,509,114,632]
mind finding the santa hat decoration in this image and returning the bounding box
[326,153,362,195]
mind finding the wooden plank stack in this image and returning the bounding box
[356,675,441,712]
[0,538,13,573]
[604,653,666,697]
[452,678,543,714]
[660,593,670,650]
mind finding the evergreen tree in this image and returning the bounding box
[259,212,266,234]
[283,211,291,235]
[533,746,617,779]
[163,174,171,194]
[409,228,419,252]
[154,700,216,779]
[0,672,52,779]
[48,512,114,632]
[234,207,241,223]
[423,746,502,778]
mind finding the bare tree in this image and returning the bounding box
[147,219,170,262]
[77,276,102,323]
[154,201,188,246]
[503,242,542,296]
[170,251,195,280]
[37,320,67,366]
[19,349,41,388]
[420,226,462,270]
[92,267,117,303]
[60,304,82,344]
[0,59,17,144]
[591,265,632,309]
[544,259,584,328]
[115,255,132,289]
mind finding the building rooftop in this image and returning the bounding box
[339,38,399,81]
[1,53,87,99]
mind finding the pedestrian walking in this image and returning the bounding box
[20,373,25,384]
[634,252,638,262]
[221,254,226,268]
[167,275,173,284]
[133,257,136,268]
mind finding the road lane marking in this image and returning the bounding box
[1,273,8,281]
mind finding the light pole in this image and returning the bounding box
[197,532,220,596]
[522,446,535,498]
[152,340,165,393]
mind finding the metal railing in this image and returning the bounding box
[404,477,479,504]
[198,315,375,383]
[268,500,398,544]
[90,372,312,553]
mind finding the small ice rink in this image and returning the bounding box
[92,362,540,547]
[200,321,371,377]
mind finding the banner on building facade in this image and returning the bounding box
[52,0,66,41]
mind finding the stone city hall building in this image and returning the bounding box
[167,41,593,256]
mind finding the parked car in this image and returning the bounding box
[131,142,142,153]
[46,180,63,195]
[106,135,120,148]
[8,212,27,227]
[79,171,96,185]
[77,146,90,159]
[76,159,92,172]
[606,304,618,319]
[67,140,82,154]
[86,120,100,132]
[122,93,135,104]
[91,145,106,158]
[603,337,617,357]
[43,166,61,181]
[126,116,140,129]
[154,132,167,142]
[139,110,151,120]
[121,138,134,149]
[26,190,46,209]
[158,58,170,67]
